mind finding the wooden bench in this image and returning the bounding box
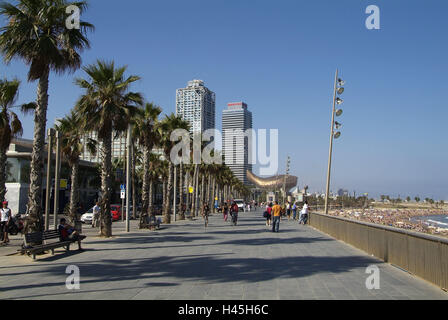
[22,230,86,261]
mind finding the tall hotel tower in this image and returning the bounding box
[222,102,253,185]
[176,80,216,134]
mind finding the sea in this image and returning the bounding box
[411,214,448,229]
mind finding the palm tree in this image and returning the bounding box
[133,103,162,227]
[0,78,28,202]
[0,0,94,232]
[75,60,142,237]
[158,114,190,224]
[55,111,96,224]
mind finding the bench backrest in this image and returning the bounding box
[25,230,62,245]
[25,231,43,245]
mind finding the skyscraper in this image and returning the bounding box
[222,102,253,185]
[176,80,216,134]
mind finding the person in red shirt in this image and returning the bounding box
[230,201,239,226]
[58,218,86,250]
[265,203,273,227]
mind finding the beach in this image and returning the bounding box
[327,208,448,237]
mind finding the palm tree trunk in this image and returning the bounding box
[140,148,150,228]
[131,144,137,220]
[163,162,173,224]
[100,133,113,237]
[207,174,211,209]
[186,168,191,214]
[69,160,80,225]
[200,173,205,209]
[0,146,8,203]
[179,163,184,220]
[193,164,199,216]
[190,167,195,215]
[148,178,154,217]
[25,67,50,233]
[212,177,216,213]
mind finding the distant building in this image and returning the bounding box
[81,131,127,163]
[5,138,98,214]
[222,102,253,185]
[81,131,165,163]
[176,80,216,134]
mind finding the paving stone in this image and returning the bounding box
[0,210,446,300]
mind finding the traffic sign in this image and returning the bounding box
[189,187,194,194]
[120,184,126,191]
[60,179,68,189]
[120,191,126,199]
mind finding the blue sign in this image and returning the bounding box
[120,184,126,190]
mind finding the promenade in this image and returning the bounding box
[0,210,446,300]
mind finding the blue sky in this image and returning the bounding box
[1,0,447,200]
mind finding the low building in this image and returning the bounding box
[5,138,99,215]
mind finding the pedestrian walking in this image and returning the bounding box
[202,203,210,228]
[272,201,282,232]
[223,202,229,222]
[292,202,298,220]
[281,203,286,218]
[92,201,101,228]
[1,201,12,244]
[299,201,310,225]
[286,202,291,220]
[230,201,239,226]
[264,203,273,227]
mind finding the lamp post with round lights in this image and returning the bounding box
[324,70,345,214]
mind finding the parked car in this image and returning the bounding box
[235,199,245,212]
[111,204,122,221]
[81,207,94,224]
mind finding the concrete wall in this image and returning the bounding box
[309,212,448,290]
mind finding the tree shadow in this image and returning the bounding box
[0,254,380,293]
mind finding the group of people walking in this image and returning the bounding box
[221,201,239,226]
[263,201,309,232]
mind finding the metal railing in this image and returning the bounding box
[309,212,448,290]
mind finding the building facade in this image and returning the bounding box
[222,102,253,185]
[176,80,216,134]
[5,138,99,215]
[80,131,127,163]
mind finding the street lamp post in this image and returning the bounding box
[53,130,61,230]
[125,125,131,232]
[45,128,55,231]
[324,70,345,214]
[283,156,291,204]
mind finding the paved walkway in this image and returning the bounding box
[0,210,446,300]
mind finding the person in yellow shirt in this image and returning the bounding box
[272,201,282,233]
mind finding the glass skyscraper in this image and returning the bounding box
[222,102,253,185]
